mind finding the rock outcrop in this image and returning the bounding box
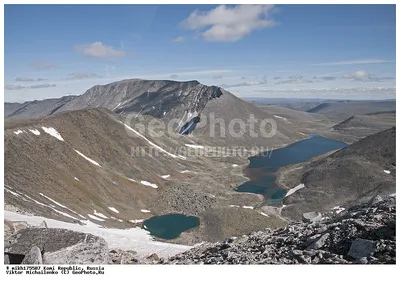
[5,228,109,264]
[163,196,395,264]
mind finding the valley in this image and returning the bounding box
[4,79,396,263]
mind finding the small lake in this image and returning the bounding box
[236,134,348,205]
[142,214,200,240]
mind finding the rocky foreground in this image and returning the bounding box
[163,195,396,264]
[4,195,396,265]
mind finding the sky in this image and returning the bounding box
[4,4,396,102]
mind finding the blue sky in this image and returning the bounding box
[4,4,396,102]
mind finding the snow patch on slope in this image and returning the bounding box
[112,102,122,110]
[23,194,49,207]
[39,193,85,219]
[14,130,24,135]
[108,207,119,214]
[51,208,81,221]
[185,144,204,149]
[74,150,101,167]
[141,209,151,213]
[88,214,105,222]
[140,181,158,189]
[29,129,41,135]
[285,183,305,198]
[39,193,69,209]
[161,175,170,179]
[130,219,144,224]
[42,127,64,141]
[5,187,22,198]
[93,210,108,219]
[273,115,288,121]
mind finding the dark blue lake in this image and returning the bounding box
[236,134,348,205]
[142,214,200,240]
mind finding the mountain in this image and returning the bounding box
[5,96,76,119]
[4,82,307,244]
[306,100,396,121]
[281,127,396,221]
[254,104,332,135]
[4,79,308,149]
[330,113,396,141]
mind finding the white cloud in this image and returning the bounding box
[222,80,268,88]
[181,4,276,42]
[172,36,185,42]
[174,69,233,76]
[74,42,127,58]
[29,83,56,89]
[15,77,48,82]
[313,76,337,81]
[169,74,179,79]
[342,70,370,79]
[311,59,395,66]
[66,72,102,80]
[213,75,223,79]
[15,77,35,82]
[30,59,58,70]
[275,78,313,84]
[5,85,26,90]
[288,75,303,79]
[5,83,56,90]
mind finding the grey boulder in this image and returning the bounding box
[370,195,383,205]
[21,246,43,264]
[307,233,330,250]
[348,238,377,259]
[302,212,322,223]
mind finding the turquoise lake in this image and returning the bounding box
[142,214,200,240]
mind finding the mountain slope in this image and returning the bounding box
[4,106,294,244]
[5,108,193,228]
[306,101,396,122]
[330,114,396,140]
[5,96,76,119]
[281,127,396,221]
